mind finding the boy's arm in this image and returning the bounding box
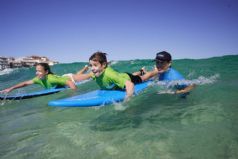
[65,80,77,90]
[125,80,134,100]
[76,65,89,75]
[0,80,34,94]
[73,72,92,82]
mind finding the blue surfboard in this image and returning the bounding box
[48,80,152,107]
[0,81,85,100]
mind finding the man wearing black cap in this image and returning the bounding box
[154,51,172,73]
[139,51,195,94]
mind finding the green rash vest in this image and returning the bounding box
[91,67,131,90]
[32,74,69,89]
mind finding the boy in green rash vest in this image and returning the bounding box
[73,51,145,100]
[0,63,81,94]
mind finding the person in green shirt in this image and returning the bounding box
[74,51,145,100]
[0,63,79,94]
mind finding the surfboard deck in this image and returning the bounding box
[0,88,64,100]
[0,81,85,100]
[48,80,152,107]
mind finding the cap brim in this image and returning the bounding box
[154,58,165,62]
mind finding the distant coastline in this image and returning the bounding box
[0,55,58,71]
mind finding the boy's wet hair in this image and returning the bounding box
[36,63,54,74]
[89,51,108,66]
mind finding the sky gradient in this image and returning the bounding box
[0,0,238,62]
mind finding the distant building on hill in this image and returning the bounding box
[0,57,10,70]
[0,55,58,71]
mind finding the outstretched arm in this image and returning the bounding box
[140,68,159,82]
[140,65,170,81]
[132,67,147,76]
[0,80,34,94]
[76,65,89,75]
[73,72,92,82]
[175,84,196,94]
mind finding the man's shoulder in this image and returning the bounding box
[161,67,185,81]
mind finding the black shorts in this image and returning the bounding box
[126,73,142,84]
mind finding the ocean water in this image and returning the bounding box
[0,55,238,159]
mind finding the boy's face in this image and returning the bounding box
[156,60,171,72]
[35,65,48,79]
[89,60,106,77]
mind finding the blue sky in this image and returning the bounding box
[0,0,238,62]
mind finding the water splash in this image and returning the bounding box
[0,68,15,76]
[109,60,119,65]
[114,102,128,111]
[192,74,220,85]
[157,74,219,87]
[156,74,219,94]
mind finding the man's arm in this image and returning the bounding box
[175,84,196,94]
[140,68,159,82]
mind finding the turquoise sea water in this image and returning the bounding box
[0,55,238,159]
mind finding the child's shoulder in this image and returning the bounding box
[105,66,115,73]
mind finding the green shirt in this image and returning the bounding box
[91,67,130,90]
[32,74,69,89]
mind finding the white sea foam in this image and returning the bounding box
[157,74,219,87]
[0,68,15,76]
[114,102,127,111]
[109,60,118,65]
[156,74,220,94]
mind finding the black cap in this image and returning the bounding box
[155,51,172,62]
